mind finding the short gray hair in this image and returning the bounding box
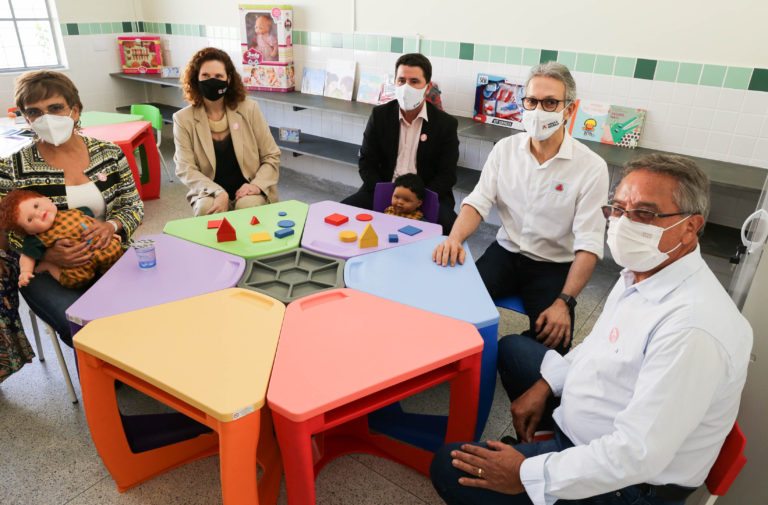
[623,153,710,236]
[525,61,577,105]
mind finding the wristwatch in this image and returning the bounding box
[557,293,577,310]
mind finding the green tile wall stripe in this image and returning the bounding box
[634,58,657,80]
[459,42,474,60]
[540,49,558,64]
[677,62,702,84]
[723,67,752,89]
[748,69,768,92]
[700,64,726,86]
[55,24,768,93]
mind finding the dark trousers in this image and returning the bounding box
[430,426,692,505]
[340,189,457,235]
[20,272,88,348]
[475,241,572,355]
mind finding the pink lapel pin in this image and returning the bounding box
[609,327,619,343]
[420,133,427,142]
[97,172,107,182]
[232,122,240,130]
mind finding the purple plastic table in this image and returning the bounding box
[65,234,246,334]
[300,201,443,259]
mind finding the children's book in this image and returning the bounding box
[301,67,326,95]
[378,75,396,104]
[356,73,385,104]
[323,59,357,101]
[569,100,646,149]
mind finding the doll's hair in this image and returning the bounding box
[393,173,425,201]
[0,189,45,234]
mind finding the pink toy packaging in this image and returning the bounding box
[239,4,294,92]
[472,74,524,130]
[118,37,163,74]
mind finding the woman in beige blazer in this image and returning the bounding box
[174,47,280,216]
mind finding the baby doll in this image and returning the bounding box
[0,189,123,289]
[385,174,427,221]
[251,14,278,62]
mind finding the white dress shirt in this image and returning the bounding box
[519,246,753,505]
[462,132,608,262]
[392,104,428,180]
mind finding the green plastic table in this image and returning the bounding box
[163,200,309,259]
[80,111,143,127]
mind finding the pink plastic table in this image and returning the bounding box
[267,288,483,504]
[65,234,245,334]
[300,201,442,259]
[80,121,161,200]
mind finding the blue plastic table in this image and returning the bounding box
[344,235,499,448]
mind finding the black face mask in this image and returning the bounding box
[198,78,228,101]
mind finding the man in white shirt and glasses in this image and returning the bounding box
[433,62,609,359]
[429,153,753,505]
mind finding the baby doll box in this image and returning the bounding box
[118,36,163,74]
[239,5,294,91]
[472,73,524,130]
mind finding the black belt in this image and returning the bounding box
[638,483,697,501]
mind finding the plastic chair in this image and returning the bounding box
[696,422,747,505]
[27,309,78,403]
[494,294,526,315]
[130,104,173,182]
[372,182,440,223]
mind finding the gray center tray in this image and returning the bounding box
[237,248,345,304]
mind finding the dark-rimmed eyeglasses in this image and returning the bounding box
[22,103,70,122]
[601,204,692,225]
[521,97,567,112]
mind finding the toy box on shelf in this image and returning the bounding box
[239,4,294,92]
[118,37,163,74]
[472,74,524,130]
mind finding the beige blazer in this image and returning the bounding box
[173,99,280,206]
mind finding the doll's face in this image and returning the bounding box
[255,16,272,34]
[17,196,57,235]
[391,186,423,214]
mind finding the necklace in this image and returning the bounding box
[208,114,229,133]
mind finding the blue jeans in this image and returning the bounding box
[20,272,88,348]
[430,427,690,505]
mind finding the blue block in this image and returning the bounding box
[388,234,398,243]
[277,220,295,228]
[278,211,287,216]
[274,228,294,239]
[398,225,422,236]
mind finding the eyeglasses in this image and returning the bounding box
[521,97,567,112]
[22,103,70,122]
[601,204,692,225]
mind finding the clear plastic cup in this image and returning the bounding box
[133,239,157,269]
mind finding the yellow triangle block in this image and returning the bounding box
[359,223,378,248]
[250,232,271,243]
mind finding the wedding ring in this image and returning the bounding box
[477,467,485,478]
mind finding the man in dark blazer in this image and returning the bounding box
[341,53,459,234]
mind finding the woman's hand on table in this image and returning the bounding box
[81,217,117,250]
[234,183,262,200]
[44,239,92,268]
[206,191,230,215]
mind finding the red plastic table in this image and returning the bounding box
[80,121,161,200]
[267,288,483,505]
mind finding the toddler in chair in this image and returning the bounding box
[384,174,427,221]
[0,189,122,289]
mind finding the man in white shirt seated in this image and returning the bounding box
[433,62,609,357]
[429,153,753,505]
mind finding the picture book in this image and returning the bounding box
[569,101,646,149]
[301,67,326,95]
[356,73,385,104]
[569,100,610,142]
[323,59,356,101]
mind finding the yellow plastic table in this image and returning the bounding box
[74,288,285,505]
[163,200,308,259]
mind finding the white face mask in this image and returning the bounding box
[31,113,75,146]
[606,215,690,272]
[395,83,426,111]
[522,108,564,141]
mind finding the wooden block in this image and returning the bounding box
[324,213,349,226]
[339,230,357,242]
[359,223,378,248]
[216,218,236,242]
[250,232,271,243]
[207,219,222,229]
